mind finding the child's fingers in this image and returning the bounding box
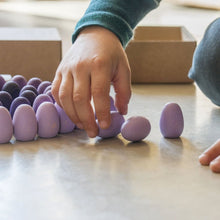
[91,60,111,129]
[51,73,62,107]
[113,62,131,115]
[210,155,220,173]
[58,72,81,125]
[73,69,98,138]
[199,139,220,165]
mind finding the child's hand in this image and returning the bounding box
[52,26,131,138]
[199,139,220,173]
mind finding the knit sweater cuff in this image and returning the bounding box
[72,12,133,48]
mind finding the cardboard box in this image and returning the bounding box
[0,27,62,82]
[125,26,197,83]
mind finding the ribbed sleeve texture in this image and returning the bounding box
[72,0,161,48]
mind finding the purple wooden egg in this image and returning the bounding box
[97,111,125,138]
[20,85,38,96]
[13,104,37,141]
[20,90,37,106]
[2,81,20,99]
[55,102,75,133]
[0,91,13,110]
[36,102,59,138]
[0,75,6,90]
[121,116,151,142]
[0,106,13,143]
[27,77,42,89]
[10,96,30,118]
[11,75,27,89]
[37,81,51,94]
[32,94,52,112]
[43,85,52,94]
[160,102,184,138]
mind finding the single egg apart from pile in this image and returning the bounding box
[159,102,184,138]
[121,116,151,142]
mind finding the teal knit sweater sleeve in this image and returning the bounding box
[72,0,161,48]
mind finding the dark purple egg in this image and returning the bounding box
[37,81,52,94]
[19,85,38,96]
[36,102,59,138]
[55,102,75,133]
[11,75,27,89]
[121,116,151,142]
[45,90,55,103]
[10,96,30,118]
[0,101,2,106]
[13,104,37,141]
[2,81,20,99]
[20,90,37,106]
[32,94,53,112]
[0,75,6,90]
[160,102,184,138]
[97,111,125,138]
[0,91,13,110]
[27,77,42,89]
[0,106,13,143]
[43,85,52,94]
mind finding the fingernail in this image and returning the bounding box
[87,130,97,138]
[76,123,83,130]
[199,154,210,165]
[120,106,128,115]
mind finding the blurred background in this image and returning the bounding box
[0,0,219,54]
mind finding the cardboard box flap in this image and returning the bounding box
[133,26,195,42]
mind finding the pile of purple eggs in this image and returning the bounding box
[0,74,184,144]
[0,75,75,143]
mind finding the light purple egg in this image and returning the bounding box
[32,94,53,112]
[97,111,125,138]
[10,96,30,118]
[0,106,13,143]
[55,102,75,133]
[121,116,151,142]
[160,102,184,138]
[37,81,52,94]
[36,102,59,138]
[27,77,42,89]
[11,75,27,89]
[0,75,6,90]
[13,104,37,141]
